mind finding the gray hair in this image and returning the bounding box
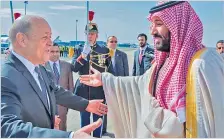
[9,15,46,43]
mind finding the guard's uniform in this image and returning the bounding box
[73,43,113,100]
[71,22,114,138]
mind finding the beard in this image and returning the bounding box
[154,32,170,52]
[139,42,146,48]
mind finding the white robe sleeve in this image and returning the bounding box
[191,49,224,137]
[102,65,184,138]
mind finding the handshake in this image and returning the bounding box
[73,99,107,138]
[72,99,107,138]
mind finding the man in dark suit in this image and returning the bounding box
[107,36,129,77]
[72,22,113,138]
[45,43,74,131]
[216,40,224,54]
[1,15,107,138]
[132,33,154,76]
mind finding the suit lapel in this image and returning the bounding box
[59,60,62,77]
[9,54,52,117]
[45,62,53,73]
[58,60,63,83]
[144,47,150,55]
[22,70,51,115]
[137,49,142,66]
[142,47,150,64]
[45,62,57,84]
[114,50,120,75]
[39,66,54,117]
[141,47,148,65]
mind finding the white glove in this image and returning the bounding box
[81,43,91,58]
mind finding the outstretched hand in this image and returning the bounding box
[86,99,108,116]
[73,118,102,138]
[80,67,103,87]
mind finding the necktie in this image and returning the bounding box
[53,63,60,115]
[53,62,60,84]
[139,50,144,63]
[34,67,50,111]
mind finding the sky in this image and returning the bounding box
[1,1,224,47]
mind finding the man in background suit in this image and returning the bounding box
[216,40,224,54]
[45,43,74,131]
[107,36,129,77]
[132,33,154,76]
[1,15,107,138]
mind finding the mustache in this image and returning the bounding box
[153,34,163,39]
[153,34,170,42]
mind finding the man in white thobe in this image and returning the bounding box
[80,1,224,138]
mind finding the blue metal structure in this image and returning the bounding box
[24,1,28,15]
[10,1,14,24]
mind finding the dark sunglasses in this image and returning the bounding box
[109,41,117,43]
[218,47,224,50]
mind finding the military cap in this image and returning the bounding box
[85,22,98,34]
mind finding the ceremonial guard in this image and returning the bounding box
[71,12,114,138]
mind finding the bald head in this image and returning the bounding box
[9,15,48,43]
[8,15,52,65]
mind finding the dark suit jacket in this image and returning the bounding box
[72,43,114,100]
[113,49,129,76]
[1,54,89,138]
[132,46,154,76]
[45,60,74,92]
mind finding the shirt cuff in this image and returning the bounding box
[69,132,74,138]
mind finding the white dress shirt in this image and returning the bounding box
[111,49,117,69]
[49,60,60,75]
[139,45,147,55]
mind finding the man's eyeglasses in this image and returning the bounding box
[109,41,117,43]
[217,47,224,50]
